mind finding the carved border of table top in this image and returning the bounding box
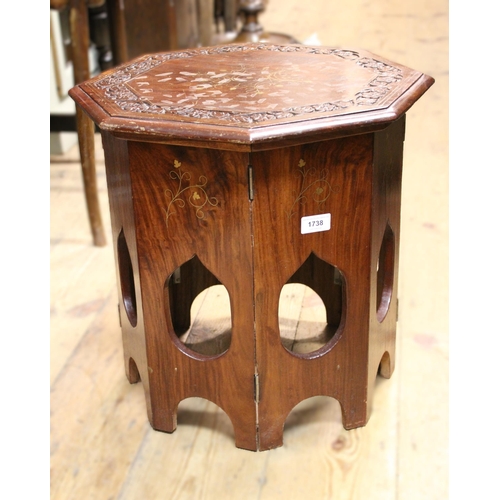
[86,44,419,126]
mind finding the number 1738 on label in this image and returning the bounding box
[301,213,331,234]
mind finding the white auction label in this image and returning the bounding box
[301,213,331,234]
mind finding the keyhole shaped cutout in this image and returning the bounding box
[280,253,345,356]
[376,224,395,322]
[117,229,138,327]
[165,255,232,357]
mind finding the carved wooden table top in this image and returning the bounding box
[70,43,434,148]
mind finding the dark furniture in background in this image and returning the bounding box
[51,0,296,246]
[51,0,109,246]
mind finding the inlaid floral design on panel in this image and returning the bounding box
[286,159,338,220]
[163,160,219,227]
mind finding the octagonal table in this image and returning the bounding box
[70,43,434,451]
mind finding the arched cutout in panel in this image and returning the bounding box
[176,397,235,440]
[378,351,392,379]
[117,229,137,327]
[283,396,343,442]
[376,224,395,323]
[281,253,345,355]
[127,357,141,384]
[165,255,231,357]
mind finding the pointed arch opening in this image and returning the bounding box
[165,255,232,357]
[117,229,137,327]
[280,253,346,355]
[376,223,395,323]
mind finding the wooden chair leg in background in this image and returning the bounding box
[75,106,107,246]
[69,0,107,246]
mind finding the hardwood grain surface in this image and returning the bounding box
[69,43,433,147]
[50,0,448,497]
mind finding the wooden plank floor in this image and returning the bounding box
[50,1,448,498]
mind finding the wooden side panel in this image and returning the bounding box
[127,142,258,450]
[367,116,406,410]
[100,131,151,417]
[251,136,374,450]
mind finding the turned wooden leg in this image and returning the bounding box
[75,107,107,246]
[70,0,106,246]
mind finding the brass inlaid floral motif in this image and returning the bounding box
[286,159,338,220]
[163,160,219,227]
